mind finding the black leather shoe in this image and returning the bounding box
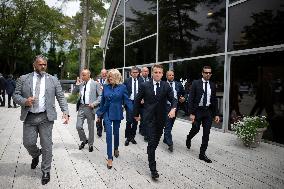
[124,139,130,146]
[97,131,102,137]
[199,154,212,163]
[41,172,50,185]
[186,138,191,149]
[151,170,159,179]
[31,149,41,169]
[114,149,119,158]
[144,136,149,142]
[131,138,137,144]
[89,145,93,152]
[79,140,88,150]
[168,145,173,152]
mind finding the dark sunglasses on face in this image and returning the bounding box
[203,72,212,74]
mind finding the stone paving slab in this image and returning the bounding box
[0,102,284,189]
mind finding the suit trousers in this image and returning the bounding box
[125,101,138,140]
[147,116,164,172]
[76,105,95,145]
[163,105,176,146]
[187,108,212,155]
[23,112,53,173]
[104,112,121,159]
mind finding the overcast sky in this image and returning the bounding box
[44,0,80,17]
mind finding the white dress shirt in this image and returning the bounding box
[199,78,211,107]
[80,80,91,104]
[30,72,46,113]
[153,80,161,95]
[130,77,138,100]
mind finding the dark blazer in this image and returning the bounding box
[134,81,177,125]
[189,79,218,117]
[168,81,185,100]
[96,84,133,121]
[123,77,143,98]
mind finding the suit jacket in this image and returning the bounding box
[133,81,177,126]
[13,72,69,121]
[168,81,185,100]
[96,84,133,121]
[123,77,143,98]
[72,79,102,113]
[189,79,218,117]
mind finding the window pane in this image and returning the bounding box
[125,36,156,66]
[112,0,124,29]
[159,1,225,62]
[125,0,157,44]
[105,25,124,69]
[230,51,284,144]
[167,56,225,129]
[228,0,284,51]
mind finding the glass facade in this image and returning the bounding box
[125,0,157,44]
[228,0,284,51]
[105,25,124,69]
[229,51,284,143]
[159,0,225,61]
[125,36,156,66]
[112,0,124,29]
[102,0,284,144]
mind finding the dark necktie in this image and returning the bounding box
[203,82,208,107]
[156,82,160,96]
[83,82,87,104]
[134,78,137,97]
[169,82,173,88]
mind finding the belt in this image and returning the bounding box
[80,104,89,106]
[28,111,46,115]
[199,106,210,110]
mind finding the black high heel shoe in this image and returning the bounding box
[114,149,119,158]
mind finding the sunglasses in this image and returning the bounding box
[203,72,212,74]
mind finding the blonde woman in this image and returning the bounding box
[96,69,133,169]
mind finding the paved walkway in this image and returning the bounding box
[0,102,284,189]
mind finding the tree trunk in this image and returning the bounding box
[80,0,89,73]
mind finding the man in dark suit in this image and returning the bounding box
[96,69,107,136]
[163,70,185,152]
[186,66,220,163]
[134,64,177,179]
[138,67,151,141]
[124,66,142,146]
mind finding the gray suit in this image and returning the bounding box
[72,79,101,145]
[13,72,69,174]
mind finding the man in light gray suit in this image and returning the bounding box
[13,55,69,185]
[72,69,101,152]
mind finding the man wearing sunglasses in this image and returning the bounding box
[186,66,220,163]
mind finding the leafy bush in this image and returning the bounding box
[231,116,269,144]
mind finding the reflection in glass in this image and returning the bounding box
[228,0,284,51]
[159,0,225,62]
[125,36,156,66]
[230,51,284,144]
[125,0,157,44]
[105,25,124,69]
[112,0,124,29]
[166,56,224,129]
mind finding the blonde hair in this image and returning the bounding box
[106,69,122,85]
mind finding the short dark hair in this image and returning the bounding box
[131,66,139,72]
[152,64,163,70]
[202,66,212,71]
